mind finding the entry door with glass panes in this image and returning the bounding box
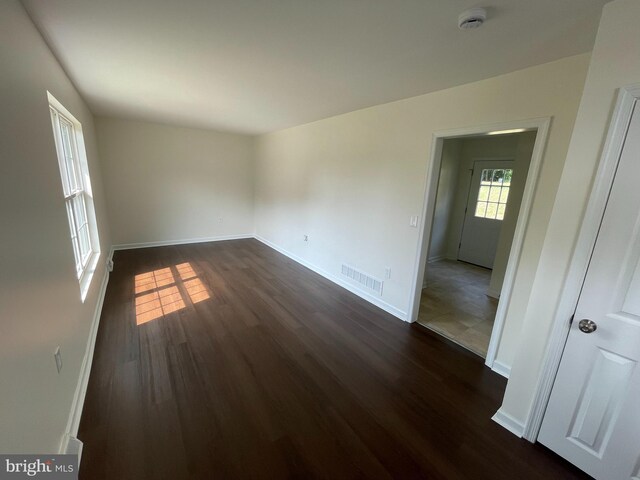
[458,160,513,268]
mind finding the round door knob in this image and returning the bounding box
[578,319,597,333]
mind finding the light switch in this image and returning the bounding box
[409,215,419,227]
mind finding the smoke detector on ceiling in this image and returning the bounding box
[458,7,487,29]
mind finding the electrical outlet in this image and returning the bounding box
[107,259,114,272]
[218,217,224,223]
[385,267,391,279]
[303,235,309,242]
[54,347,62,373]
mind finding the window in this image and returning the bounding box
[48,92,100,300]
[475,168,513,220]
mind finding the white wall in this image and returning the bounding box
[255,54,589,326]
[0,0,112,453]
[96,118,255,246]
[499,0,640,427]
[427,139,461,262]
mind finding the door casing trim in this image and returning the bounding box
[407,117,551,376]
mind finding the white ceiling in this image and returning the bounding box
[23,0,608,134]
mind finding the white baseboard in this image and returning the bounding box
[486,287,501,299]
[60,434,83,459]
[254,235,409,322]
[491,360,511,378]
[427,254,446,264]
[492,408,525,438]
[113,233,254,250]
[59,262,110,456]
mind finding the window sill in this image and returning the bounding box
[79,251,101,303]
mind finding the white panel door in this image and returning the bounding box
[539,103,640,479]
[458,160,513,268]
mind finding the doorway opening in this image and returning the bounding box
[408,119,550,373]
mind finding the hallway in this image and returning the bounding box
[418,259,498,357]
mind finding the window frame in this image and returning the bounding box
[48,92,101,301]
[474,167,513,221]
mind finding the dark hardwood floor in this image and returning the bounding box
[78,239,588,479]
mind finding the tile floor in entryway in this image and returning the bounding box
[417,259,498,357]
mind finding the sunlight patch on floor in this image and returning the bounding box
[134,262,210,325]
